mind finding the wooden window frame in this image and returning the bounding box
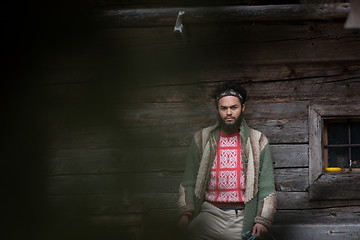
[323,118,360,172]
[308,104,360,200]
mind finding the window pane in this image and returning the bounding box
[328,147,349,168]
[327,122,348,145]
[350,122,360,144]
[351,147,360,169]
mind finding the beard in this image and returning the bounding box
[218,113,243,134]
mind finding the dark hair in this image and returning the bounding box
[211,82,247,106]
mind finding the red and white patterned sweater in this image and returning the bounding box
[205,131,245,205]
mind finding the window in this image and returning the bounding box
[308,104,360,200]
[324,119,360,171]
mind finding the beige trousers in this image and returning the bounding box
[188,202,244,240]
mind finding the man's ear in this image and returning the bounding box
[242,104,246,112]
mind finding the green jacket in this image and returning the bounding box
[178,119,277,236]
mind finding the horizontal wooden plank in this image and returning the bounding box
[277,191,310,210]
[123,79,360,104]
[100,4,349,27]
[195,61,360,88]
[274,206,360,224]
[104,21,357,48]
[248,119,308,144]
[275,168,308,192]
[46,193,178,215]
[48,125,121,149]
[272,144,308,168]
[117,101,307,126]
[116,121,307,147]
[34,214,145,240]
[42,60,360,92]
[245,102,308,120]
[49,148,122,175]
[47,174,124,195]
[49,147,188,175]
[46,121,199,149]
[117,102,217,127]
[117,124,201,147]
[271,224,360,240]
[47,172,182,196]
[277,191,360,210]
[89,214,144,228]
[102,0,305,7]
[311,103,360,116]
[119,145,188,171]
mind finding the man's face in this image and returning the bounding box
[217,96,245,134]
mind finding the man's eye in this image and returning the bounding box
[231,106,238,110]
[220,107,227,110]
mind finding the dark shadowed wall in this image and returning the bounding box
[3,1,359,240]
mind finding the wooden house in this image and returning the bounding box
[3,0,360,239]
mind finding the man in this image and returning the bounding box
[178,82,276,240]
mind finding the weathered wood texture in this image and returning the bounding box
[100,3,350,27]
[103,0,305,8]
[13,10,360,240]
[309,173,360,200]
[307,103,360,201]
[309,105,323,184]
[272,224,360,240]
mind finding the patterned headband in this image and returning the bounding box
[216,89,243,103]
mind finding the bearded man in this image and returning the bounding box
[177,82,277,240]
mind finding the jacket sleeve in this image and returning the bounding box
[254,140,277,229]
[178,135,201,215]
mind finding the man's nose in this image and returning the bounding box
[226,109,232,115]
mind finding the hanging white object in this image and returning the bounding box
[174,11,186,40]
[345,0,360,29]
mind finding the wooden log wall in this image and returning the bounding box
[3,3,360,240]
